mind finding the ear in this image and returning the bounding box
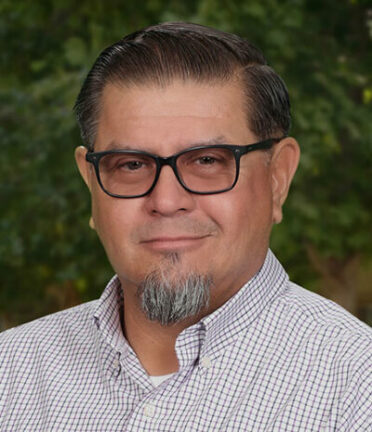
[270,137,300,224]
[75,146,92,191]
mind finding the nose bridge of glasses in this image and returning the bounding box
[157,155,179,176]
[151,153,190,192]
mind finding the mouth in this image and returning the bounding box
[140,235,210,252]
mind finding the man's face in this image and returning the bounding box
[76,79,295,309]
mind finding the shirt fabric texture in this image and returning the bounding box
[0,250,371,431]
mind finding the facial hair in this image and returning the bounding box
[137,253,212,326]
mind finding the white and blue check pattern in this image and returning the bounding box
[1,250,371,431]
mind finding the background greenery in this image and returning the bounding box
[1,0,371,330]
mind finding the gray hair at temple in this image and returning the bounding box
[74,22,291,151]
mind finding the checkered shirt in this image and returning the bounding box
[1,250,371,431]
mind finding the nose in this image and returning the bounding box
[144,165,196,216]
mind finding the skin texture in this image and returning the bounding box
[75,79,300,374]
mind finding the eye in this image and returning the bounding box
[119,160,145,171]
[190,151,229,167]
[196,156,217,165]
[113,155,153,172]
[100,153,154,174]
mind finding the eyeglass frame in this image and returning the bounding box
[85,137,285,198]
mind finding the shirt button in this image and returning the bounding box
[113,358,120,369]
[200,356,212,368]
[144,403,156,417]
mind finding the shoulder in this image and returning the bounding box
[281,281,371,340]
[268,282,371,427]
[0,300,98,362]
[274,281,371,373]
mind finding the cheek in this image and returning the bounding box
[209,172,273,245]
[248,174,274,222]
[91,194,139,256]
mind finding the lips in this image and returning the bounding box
[140,235,210,251]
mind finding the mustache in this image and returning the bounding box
[132,217,218,242]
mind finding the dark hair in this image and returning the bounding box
[74,22,291,150]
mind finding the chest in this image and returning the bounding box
[3,338,337,431]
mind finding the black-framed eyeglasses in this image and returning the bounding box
[85,137,284,198]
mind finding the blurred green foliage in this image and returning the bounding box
[1,0,371,329]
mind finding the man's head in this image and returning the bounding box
[74,22,300,326]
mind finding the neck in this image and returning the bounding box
[123,292,206,375]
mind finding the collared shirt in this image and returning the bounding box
[0,250,371,431]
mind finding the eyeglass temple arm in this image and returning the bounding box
[239,137,285,155]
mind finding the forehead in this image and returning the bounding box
[95,80,254,153]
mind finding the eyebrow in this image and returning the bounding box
[103,135,230,152]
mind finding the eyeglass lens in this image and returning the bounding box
[98,147,237,196]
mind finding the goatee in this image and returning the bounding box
[137,254,212,326]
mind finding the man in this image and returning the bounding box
[0,22,370,431]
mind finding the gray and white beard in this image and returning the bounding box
[137,253,212,326]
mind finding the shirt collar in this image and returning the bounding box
[93,275,127,355]
[93,249,288,363]
[200,249,288,358]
